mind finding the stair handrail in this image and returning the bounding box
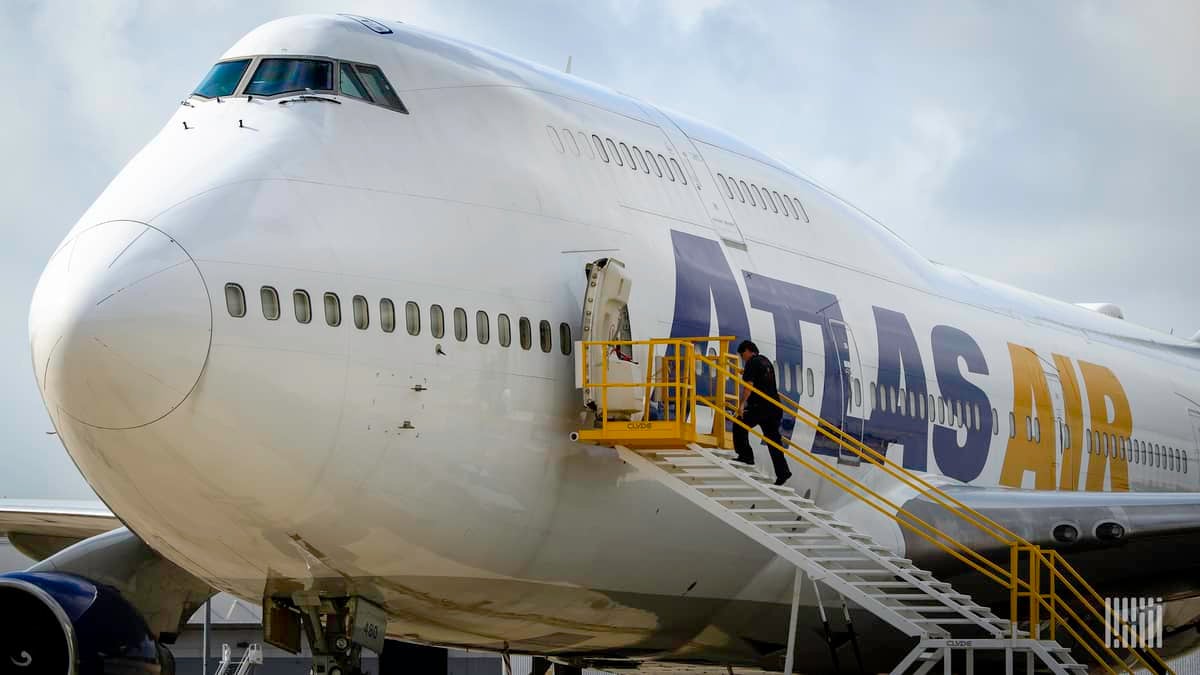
[691,347,1172,675]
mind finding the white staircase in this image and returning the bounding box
[619,443,1089,674]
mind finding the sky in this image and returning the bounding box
[1,1,1197,500]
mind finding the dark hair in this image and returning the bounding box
[737,340,758,354]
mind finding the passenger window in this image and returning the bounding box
[405,301,420,335]
[974,404,981,431]
[1034,417,1041,443]
[1064,424,1070,448]
[245,58,333,97]
[351,295,369,330]
[670,158,687,184]
[559,323,572,355]
[225,283,246,318]
[350,63,408,112]
[776,191,790,217]
[647,150,662,177]
[578,132,594,159]
[194,59,251,99]
[1183,450,1188,474]
[380,298,395,333]
[294,290,312,324]
[453,307,468,341]
[477,311,490,344]
[323,293,341,327]
[632,145,649,173]
[784,194,798,219]
[1026,416,1033,441]
[546,126,564,153]
[338,62,370,100]
[606,139,622,166]
[260,286,280,320]
[430,304,445,339]
[991,408,998,436]
[624,142,643,170]
[853,378,862,407]
[498,314,512,347]
[539,320,553,353]
[659,154,675,181]
[592,135,609,162]
[806,369,815,396]
[519,317,532,350]
[793,197,810,223]
[564,130,580,155]
[740,180,755,206]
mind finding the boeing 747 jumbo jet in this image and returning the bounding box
[3,13,1200,675]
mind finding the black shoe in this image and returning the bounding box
[733,455,755,466]
[774,472,793,486]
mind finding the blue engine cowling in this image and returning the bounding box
[0,571,173,675]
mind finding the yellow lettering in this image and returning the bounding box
[1079,361,1132,492]
[1000,344,1057,489]
[1054,354,1084,491]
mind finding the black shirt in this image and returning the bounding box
[742,354,779,410]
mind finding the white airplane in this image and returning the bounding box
[3,13,1199,675]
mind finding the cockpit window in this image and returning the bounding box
[194,59,250,98]
[338,63,370,101]
[348,63,408,113]
[245,58,333,97]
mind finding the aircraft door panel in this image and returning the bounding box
[827,318,866,466]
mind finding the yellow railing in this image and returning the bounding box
[575,337,1173,675]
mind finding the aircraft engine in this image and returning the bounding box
[0,571,174,675]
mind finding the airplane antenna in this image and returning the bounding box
[564,55,572,74]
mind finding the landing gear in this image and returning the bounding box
[263,593,388,675]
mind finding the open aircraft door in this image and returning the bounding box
[580,258,643,419]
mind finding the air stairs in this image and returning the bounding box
[573,335,1173,675]
[621,443,1085,674]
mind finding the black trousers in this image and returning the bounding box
[733,406,790,479]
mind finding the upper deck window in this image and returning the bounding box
[245,58,333,97]
[194,59,250,98]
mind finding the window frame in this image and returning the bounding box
[647,150,662,177]
[430,304,445,339]
[340,60,408,113]
[559,322,573,355]
[476,311,490,344]
[519,317,533,350]
[670,158,687,184]
[224,283,246,318]
[294,290,313,324]
[659,154,675,181]
[351,295,369,330]
[405,301,420,335]
[539,320,553,353]
[453,307,468,342]
[592,134,609,162]
[260,286,280,321]
[193,58,253,100]
[498,314,512,347]
[606,139,623,166]
[244,56,335,98]
[323,292,342,327]
[379,298,395,333]
[546,126,564,153]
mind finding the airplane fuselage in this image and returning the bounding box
[27,14,1200,670]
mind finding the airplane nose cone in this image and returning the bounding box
[30,221,211,429]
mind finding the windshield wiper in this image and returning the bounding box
[277,94,341,106]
